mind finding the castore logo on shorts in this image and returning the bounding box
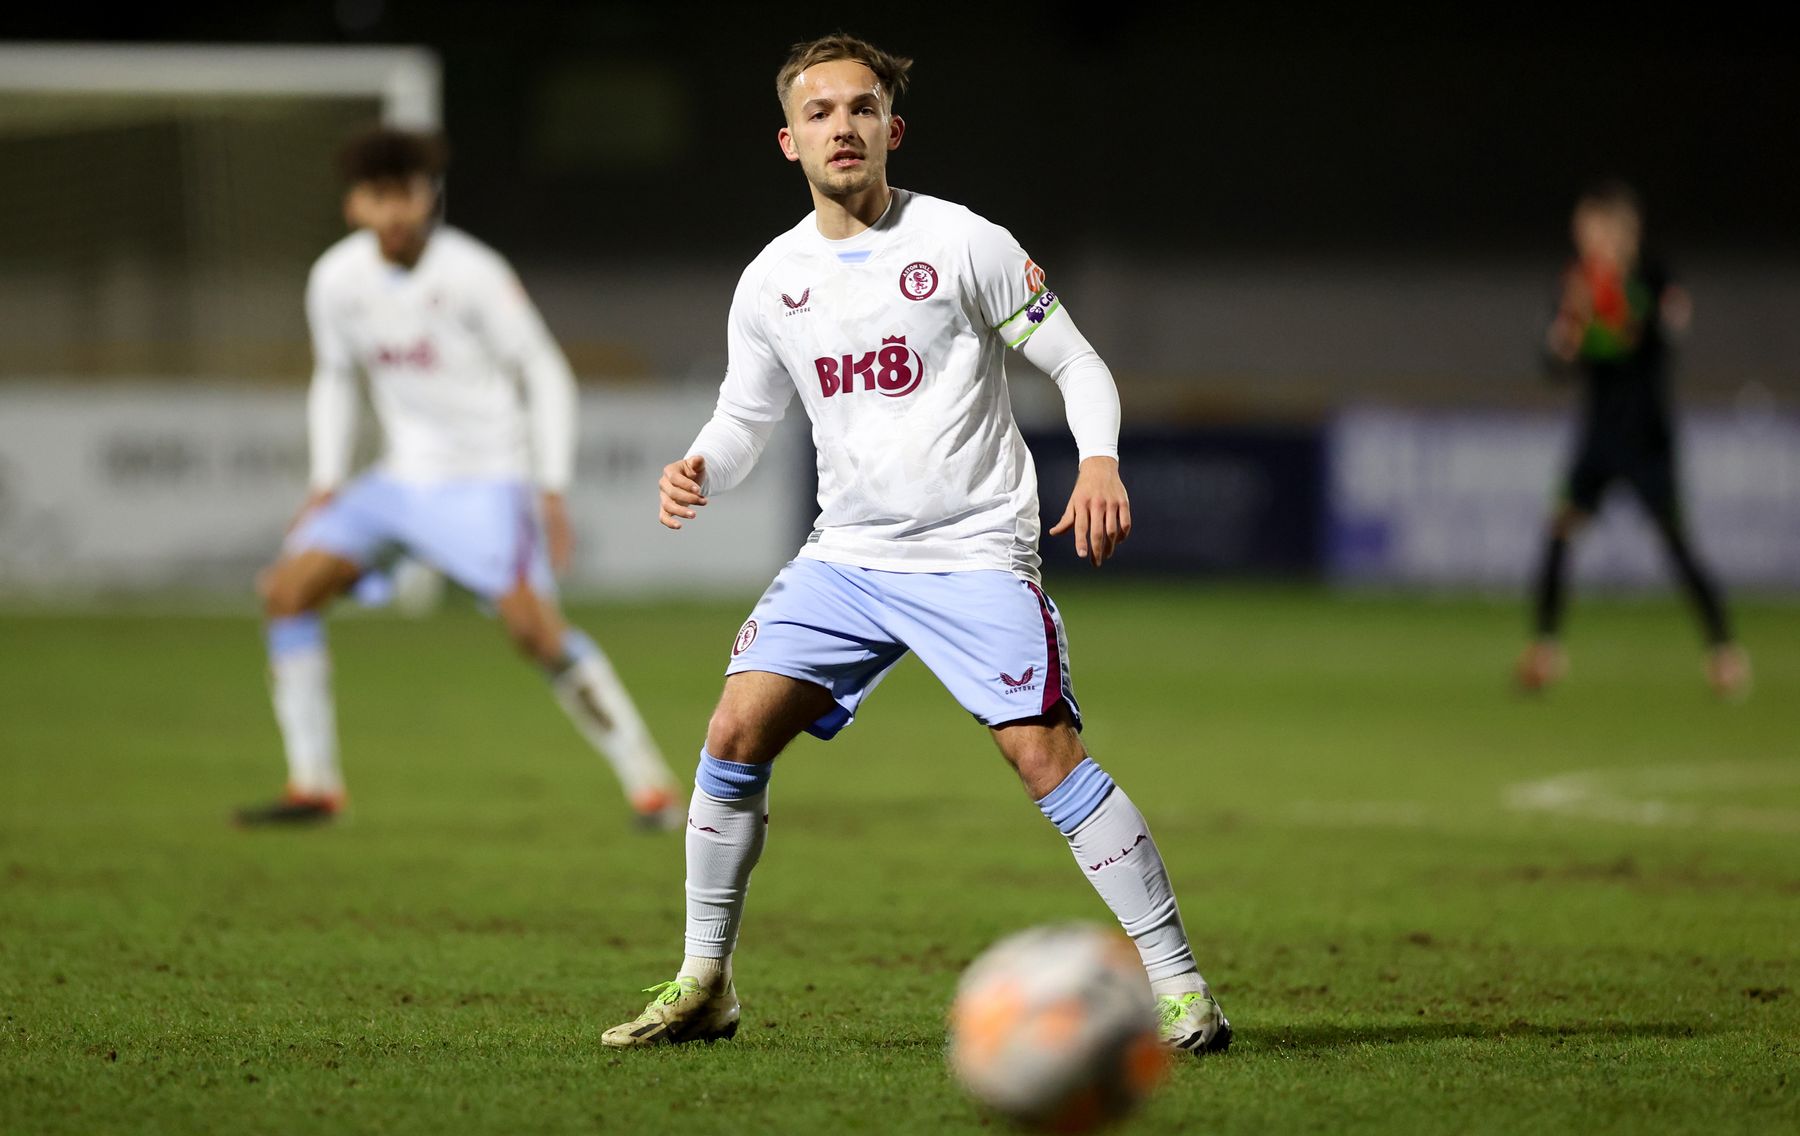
[999,666,1037,693]
[814,335,924,399]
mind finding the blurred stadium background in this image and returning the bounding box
[2,8,1797,598]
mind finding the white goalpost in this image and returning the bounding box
[0,45,449,607]
[0,44,440,127]
[0,43,441,383]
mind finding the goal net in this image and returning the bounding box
[0,44,440,382]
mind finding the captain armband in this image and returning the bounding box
[994,287,1062,348]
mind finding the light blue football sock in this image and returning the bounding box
[1035,757,1116,834]
[696,747,774,800]
[266,613,325,660]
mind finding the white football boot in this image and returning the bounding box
[1157,989,1232,1055]
[601,975,740,1048]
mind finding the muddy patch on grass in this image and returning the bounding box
[1449,857,1800,897]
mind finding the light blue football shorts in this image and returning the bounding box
[286,471,555,600]
[725,557,1081,740]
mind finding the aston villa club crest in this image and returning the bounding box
[899,261,938,300]
[733,619,759,656]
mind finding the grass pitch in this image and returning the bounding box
[2,585,1797,1134]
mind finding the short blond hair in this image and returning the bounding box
[775,33,913,116]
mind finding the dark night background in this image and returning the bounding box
[6,3,1796,273]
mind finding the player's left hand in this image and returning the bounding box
[540,491,574,576]
[1050,456,1131,567]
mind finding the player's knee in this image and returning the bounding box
[526,627,564,667]
[1008,744,1083,800]
[259,566,312,619]
[704,705,750,760]
[497,597,562,666]
[704,703,768,765]
[1008,741,1070,779]
[993,713,1086,796]
[501,612,555,665]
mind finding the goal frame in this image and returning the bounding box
[0,42,441,128]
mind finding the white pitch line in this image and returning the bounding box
[1506,762,1800,834]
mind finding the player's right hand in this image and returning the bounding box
[1546,267,1591,363]
[286,489,336,534]
[659,456,708,530]
[1545,317,1583,363]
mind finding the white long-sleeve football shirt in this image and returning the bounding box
[304,226,576,492]
[687,189,1121,582]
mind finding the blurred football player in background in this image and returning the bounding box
[1517,180,1749,699]
[238,128,683,827]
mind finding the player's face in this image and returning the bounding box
[777,60,904,198]
[345,175,438,264]
[1572,203,1640,269]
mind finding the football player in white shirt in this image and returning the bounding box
[603,35,1230,1055]
[237,129,682,830]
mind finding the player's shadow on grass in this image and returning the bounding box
[1260,1019,1709,1052]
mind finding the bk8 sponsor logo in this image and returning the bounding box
[814,334,924,399]
[372,338,439,369]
